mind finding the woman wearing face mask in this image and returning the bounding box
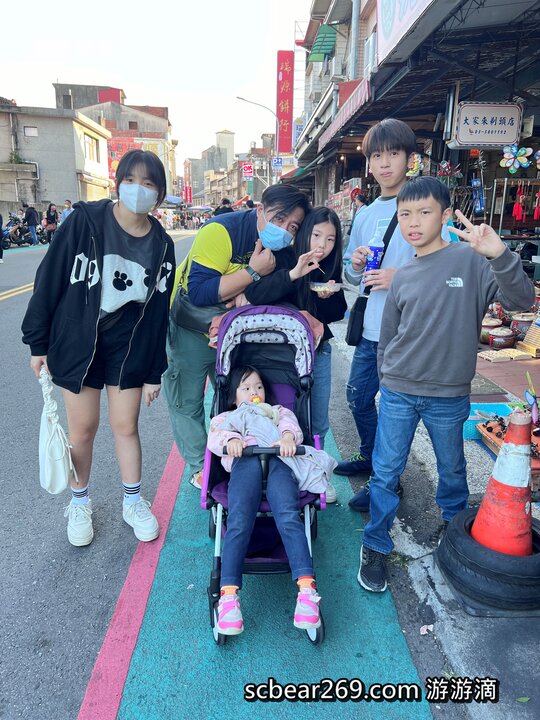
[22,150,175,547]
[244,207,346,502]
[163,184,311,490]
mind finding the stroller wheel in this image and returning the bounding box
[306,610,325,645]
[212,605,227,646]
[208,507,217,539]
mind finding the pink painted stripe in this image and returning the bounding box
[78,444,185,720]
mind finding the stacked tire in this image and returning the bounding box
[436,507,540,611]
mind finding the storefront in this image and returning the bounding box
[290,0,540,237]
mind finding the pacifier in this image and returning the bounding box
[251,395,262,404]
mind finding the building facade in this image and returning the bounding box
[0,101,110,219]
[54,84,178,198]
[288,0,540,233]
[216,130,235,169]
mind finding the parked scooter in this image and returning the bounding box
[2,212,29,248]
[1,212,46,247]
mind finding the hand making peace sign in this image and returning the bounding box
[450,210,506,260]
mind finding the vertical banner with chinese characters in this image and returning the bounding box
[276,50,294,154]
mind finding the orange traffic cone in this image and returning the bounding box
[471,409,533,556]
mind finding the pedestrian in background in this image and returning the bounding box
[61,199,74,224]
[346,188,368,240]
[22,150,175,547]
[213,198,234,216]
[44,203,59,244]
[22,203,39,246]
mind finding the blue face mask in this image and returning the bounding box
[259,210,293,251]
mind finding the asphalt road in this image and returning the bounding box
[1,231,539,719]
[0,232,194,720]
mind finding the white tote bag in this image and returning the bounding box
[38,367,78,494]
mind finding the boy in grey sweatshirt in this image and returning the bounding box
[359,176,535,593]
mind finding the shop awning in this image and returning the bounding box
[280,150,335,183]
[232,195,249,207]
[308,25,336,63]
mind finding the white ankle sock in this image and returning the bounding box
[71,486,89,505]
[123,482,141,505]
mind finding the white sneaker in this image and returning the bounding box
[325,482,337,504]
[189,470,203,489]
[64,500,94,546]
[0,259,4,263]
[123,498,159,541]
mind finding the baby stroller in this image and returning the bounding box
[200,305,327,645]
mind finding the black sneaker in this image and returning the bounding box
[430,520,449,546]
[349,479,404,513]
[334,452,372,476]
[358,545,388,592]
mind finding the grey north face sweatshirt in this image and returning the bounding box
[378,244,535,397]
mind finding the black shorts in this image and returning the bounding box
[83,304,141,389]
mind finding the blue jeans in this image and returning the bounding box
[28,225,38,246]
[363,386,470,555]
[221,456,314,588]
[346,338,379,462]
[311,341,332,446]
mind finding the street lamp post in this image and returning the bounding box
[236,96,280,184]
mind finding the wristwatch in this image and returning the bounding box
[246,265,261,282]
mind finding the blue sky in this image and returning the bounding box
[3,0,310,163]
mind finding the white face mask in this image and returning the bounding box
[119,183,158,215]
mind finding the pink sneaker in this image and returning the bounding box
[294,588,321,629]
[217,594,244,635]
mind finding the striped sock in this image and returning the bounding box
[71,485,89,505]
[123,482,141,505]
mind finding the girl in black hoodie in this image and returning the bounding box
[22,150,175,547]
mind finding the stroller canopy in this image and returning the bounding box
[215,306,315,378]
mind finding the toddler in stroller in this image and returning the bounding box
[201,306,336,644]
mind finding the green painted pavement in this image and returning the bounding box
[119,410,431,719]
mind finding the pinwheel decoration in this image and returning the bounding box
[499,145,533,174]
[535,150,540,171]
[524,371,539,425]
[406,153,425,178]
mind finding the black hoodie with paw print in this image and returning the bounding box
[22,199,175,393]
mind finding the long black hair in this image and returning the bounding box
[226,365,273,410]
[292,206,343,316]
